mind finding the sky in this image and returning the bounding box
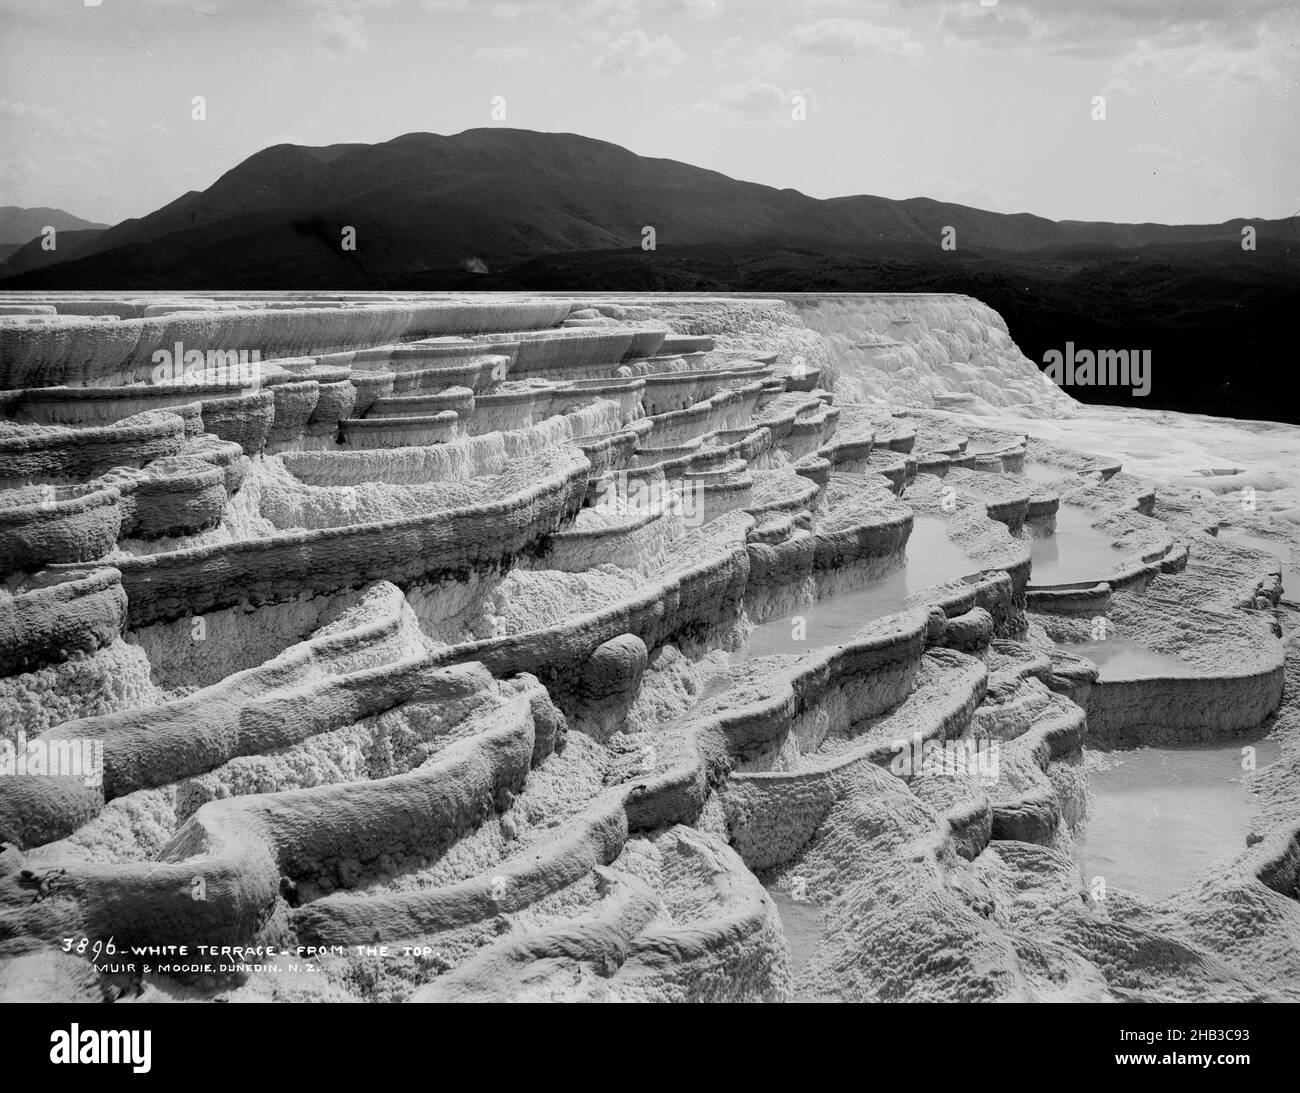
[0,0,1296,228]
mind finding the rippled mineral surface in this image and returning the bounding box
[1,291,1296,1003]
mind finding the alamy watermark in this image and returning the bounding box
[591,473,707,527]
[1,732,103,787]
[50,1025,151,1074]
[1043,343,1151,397]
[890,732,1000,785]
[150,343,263,390]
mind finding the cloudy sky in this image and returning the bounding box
[1,0,1296,227]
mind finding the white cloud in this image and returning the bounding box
[932,0,1300,97]
[557,0,640,22]
[558,0,725,22]
[0,100,114,145]
[312,9,368,61]
[693,80,816,122]
[937,0,1297,60]
[787,17,925,62]
[1099,76,1137,98]
[1175,26,1290,90]
[423,1,528,16]
[713,35,793,76]
[589,29,685,77]
[656,0,726,18]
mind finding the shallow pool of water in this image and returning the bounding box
[1074,736,1282,900]
[764,883,826,1002]
[738,517,973,658]
[1022,461,1076,486]
[1030,504,1125,587]
[1054,637,1195,678]
[964,439,1017,456]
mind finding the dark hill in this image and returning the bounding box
[5,129,1293,288]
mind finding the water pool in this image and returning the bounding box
[1030,503,1126,586]
[1022,461,1076,486]
[964,439,1019,456]
[1073,735,1282,900]
[1055,637,1195,679]
[764,883,826,1002]
[737,516,973,658]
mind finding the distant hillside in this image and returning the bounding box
[0,206,108,245]
[0,229,107,278]
[2,129,1293,288]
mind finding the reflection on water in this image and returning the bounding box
[1022,461,1075,486]
[1030,503,1124,586]
[1056,637,1195,679]
[764,884,827,1003]
[737,517,972,659]
[964,439,1016,456]
[1074,736,1281,900]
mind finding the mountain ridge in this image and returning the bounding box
[2,128,1292,287]
[0,206,109,245]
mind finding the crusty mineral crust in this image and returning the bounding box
[0,291,1295,1004]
